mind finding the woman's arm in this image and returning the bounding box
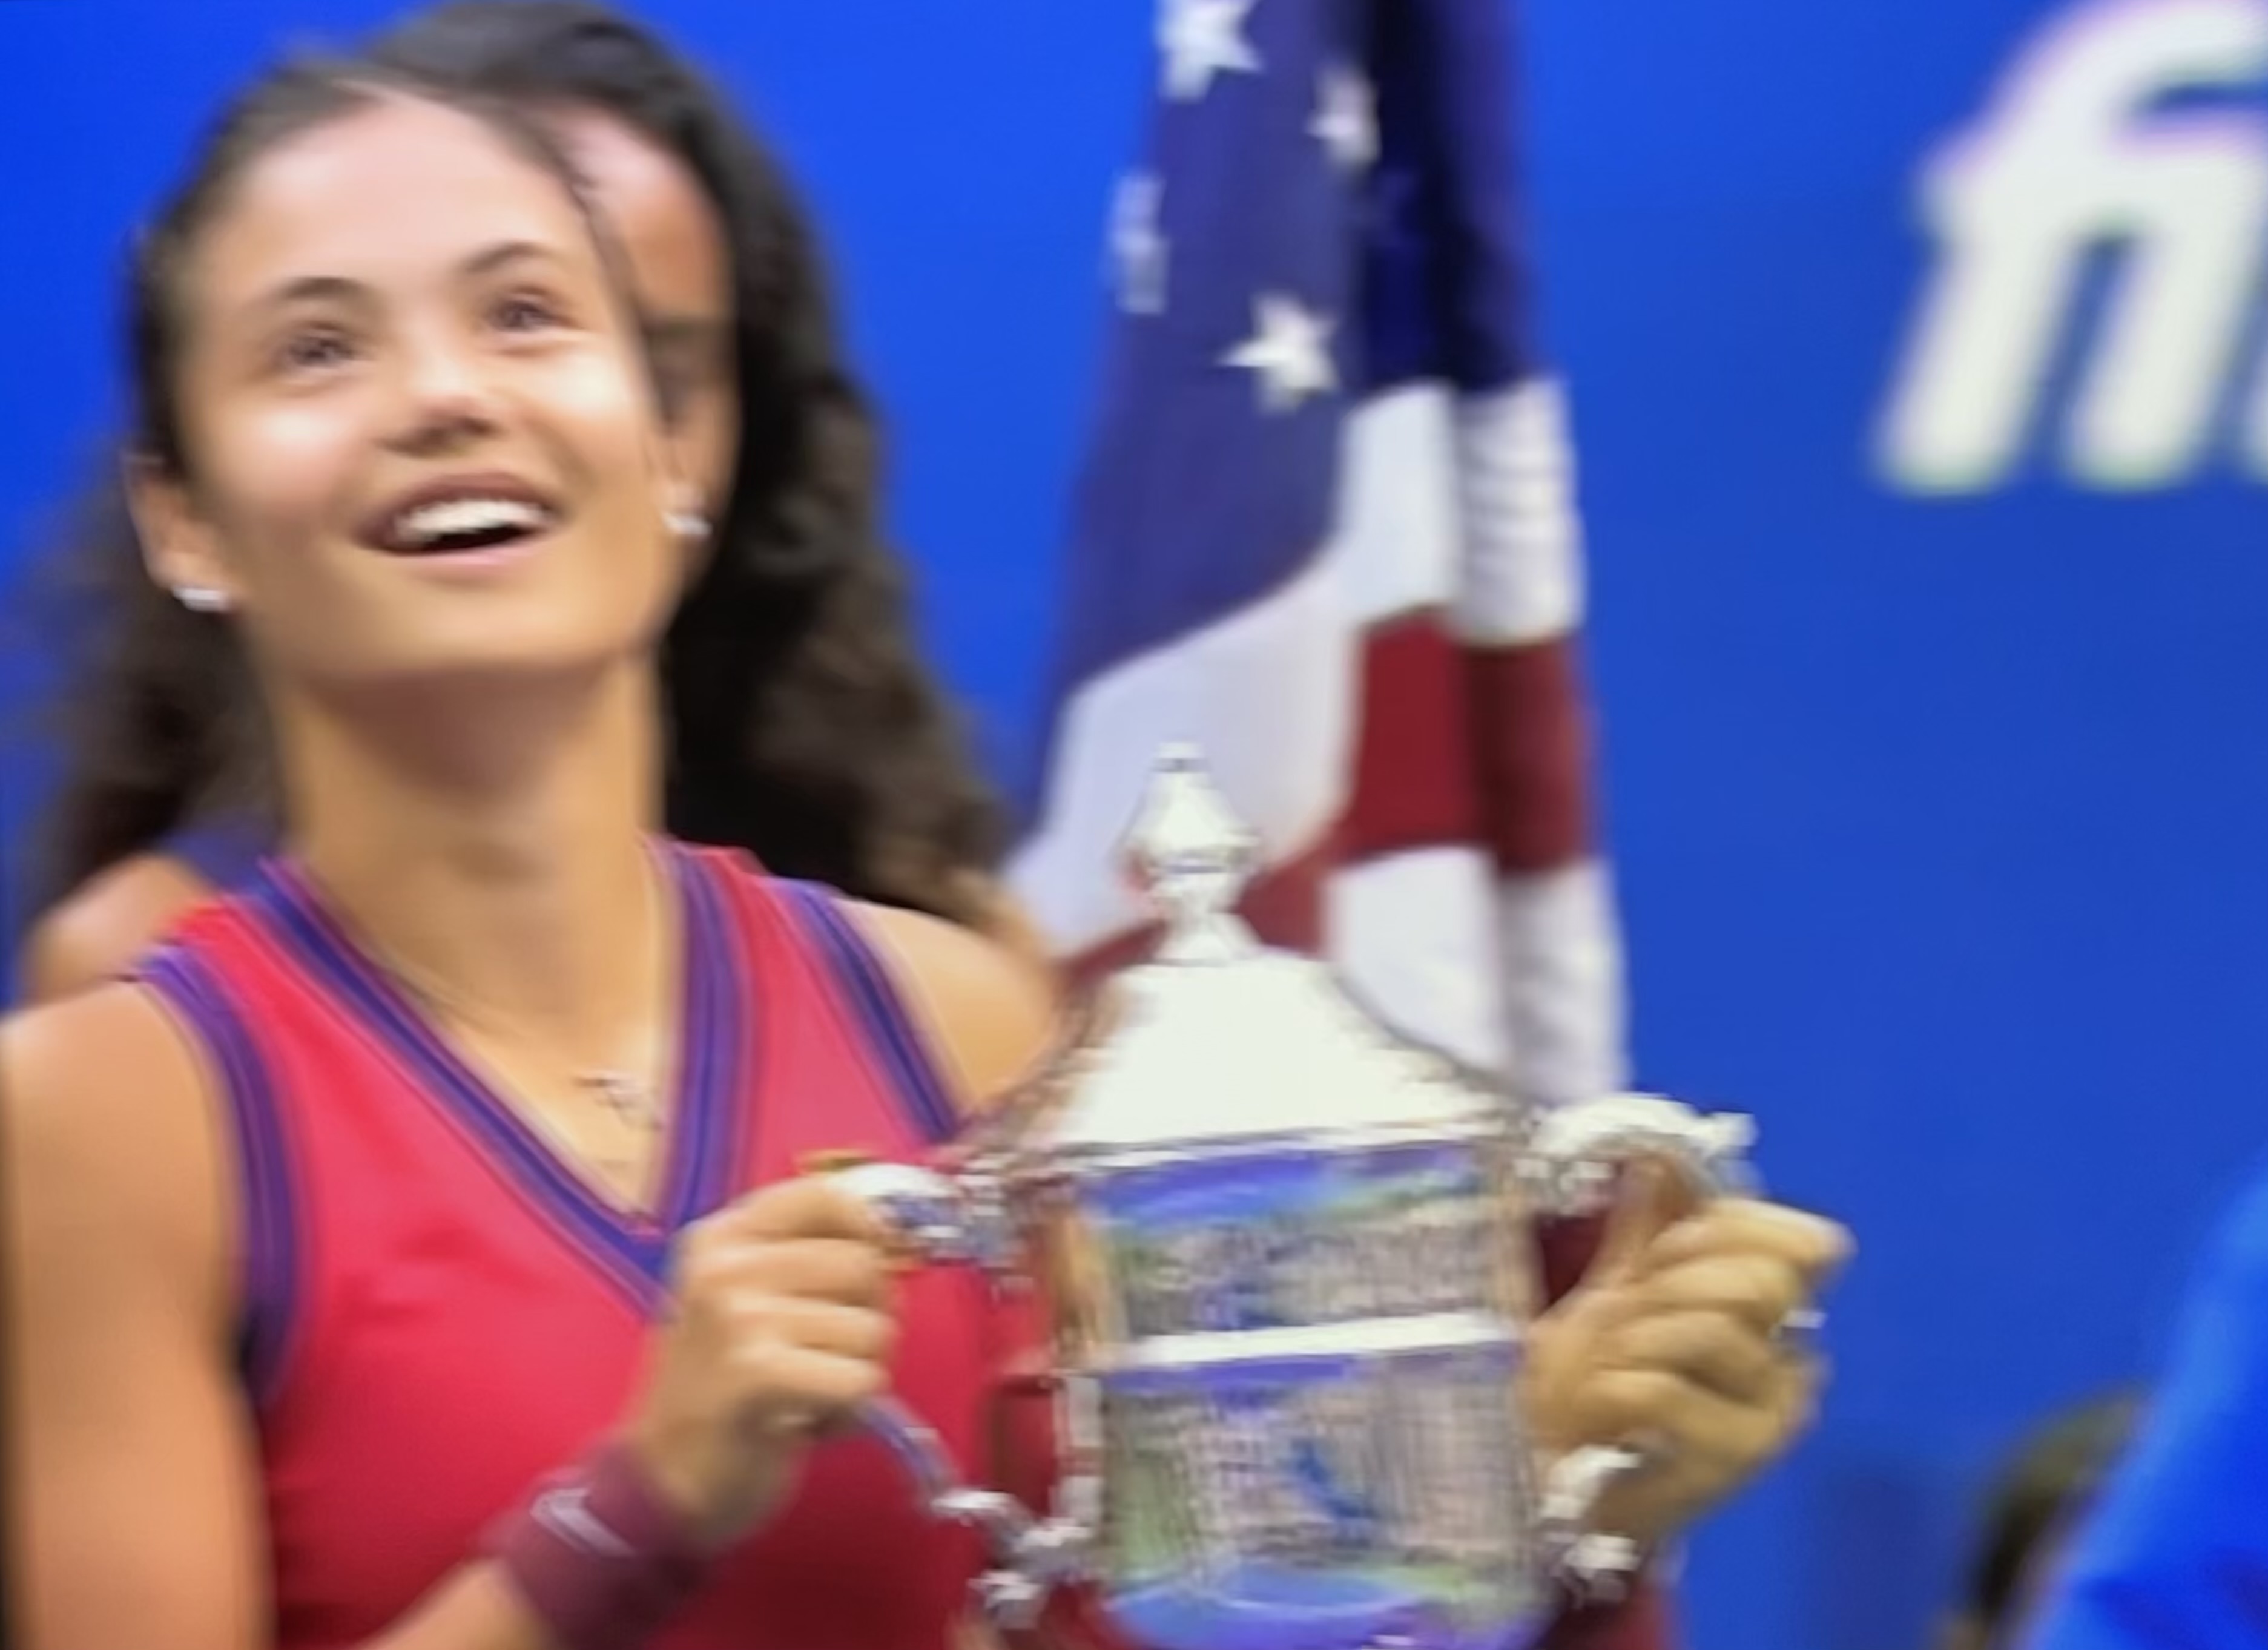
[4,986,567,1650]
[3,987,271,1646]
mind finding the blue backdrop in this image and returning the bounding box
[3,2,2264,1648]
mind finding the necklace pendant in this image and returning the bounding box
[579,1070,657,1127]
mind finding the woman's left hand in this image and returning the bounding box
[1520,1161,1853,1554]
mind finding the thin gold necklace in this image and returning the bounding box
[304,857,675,1134]
[575,1068,663,1131]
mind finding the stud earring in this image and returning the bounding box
[665,507,710,543]
[172,584,233,614]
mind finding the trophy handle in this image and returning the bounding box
[1521,1091,1758,1219]
[828,1162,1095,1628]
[1520,1091,1767,1599]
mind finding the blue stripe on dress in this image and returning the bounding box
[136,945,303,1407]
[236,848,737,1313]
[773,881,961,1146]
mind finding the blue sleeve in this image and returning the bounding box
[2022,1167,2268,1649]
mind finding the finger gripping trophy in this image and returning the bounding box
[837,746,1756,1650]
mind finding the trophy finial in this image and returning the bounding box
[1119,744,1258,960]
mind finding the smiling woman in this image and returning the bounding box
[1,54,1063,1650]
[1,24,1853,1650]
[17,1,1020,1009]
[361,477,560,562]
[127,95,688,695]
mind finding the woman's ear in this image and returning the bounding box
[124,452,239,615]
[657,423,711,561]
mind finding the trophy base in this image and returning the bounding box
[1111,1561,1543,1650]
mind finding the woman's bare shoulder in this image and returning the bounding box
[841,898,1063,1114]
[16,851,215,1004]
[941,870,1055,976]
[1,979,232,1286]
[4,984,263,1650]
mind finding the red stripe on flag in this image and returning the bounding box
[1340,613,1598,872]
[1053,618,1599,982]
[1462,635,1596,873]
[1344,610,1482,858]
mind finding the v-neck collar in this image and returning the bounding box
[242,842,748,1309]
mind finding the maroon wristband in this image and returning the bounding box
[484,1441,710,1650]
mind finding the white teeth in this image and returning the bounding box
[391,496,550,546]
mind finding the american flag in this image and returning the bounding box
[1011,0,1626,1116]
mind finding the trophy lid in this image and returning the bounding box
[1043,746,1499,1159]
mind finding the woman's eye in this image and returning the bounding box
[275,327,357,375]
[491,291,567,334]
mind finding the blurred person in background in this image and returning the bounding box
[1934,1392,2138,1650]
[2019,1168,2268,1649]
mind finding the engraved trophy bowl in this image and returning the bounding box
[836,746,1758,1650]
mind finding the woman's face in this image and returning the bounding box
[546,105,739,530]
[136,93,690,692]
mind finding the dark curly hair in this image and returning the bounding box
[30,0,1006,928]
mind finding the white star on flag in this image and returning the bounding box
[1158,0,1261,102]
[1109,173,1170,315]
[1311,65,1377,171]
[1222,293,1337,412]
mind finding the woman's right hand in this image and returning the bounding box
[622,1176,904,1547]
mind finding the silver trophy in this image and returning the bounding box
[837,746,1758,1650]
